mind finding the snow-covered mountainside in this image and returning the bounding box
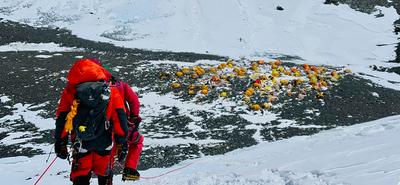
[0,0,400,185]
[3,115,400,185]
[0,0,399,88]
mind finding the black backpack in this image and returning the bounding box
[73,81,112,150]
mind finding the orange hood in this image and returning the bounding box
[67,58,111,85]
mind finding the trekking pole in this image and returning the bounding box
[46,145,54,163]
[33,156,58,185]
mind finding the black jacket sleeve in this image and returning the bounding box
[54,112,68,141]
[116,108,129,136]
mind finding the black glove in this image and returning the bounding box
[54,139,68,159]
[117,142,128,163]
[129,115,142,130]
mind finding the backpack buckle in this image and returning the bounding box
[105,120,110,130]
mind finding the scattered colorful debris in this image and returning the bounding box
[161,59,351,111]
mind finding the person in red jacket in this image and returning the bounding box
[89,58,144,181]
[56,58,144,182]
[54,59,129,185]
[110,80,143,181]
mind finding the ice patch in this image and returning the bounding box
[148,60,223,67]
[140,92,246,121]
[145,137,224,147]
[371,92,380,98]
[0,42,84,52]
[34,54,53,58]
[239,112,277,124]
[0,102,54,131]
[0,96,11,103]
[0,132,41,145]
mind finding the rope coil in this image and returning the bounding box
[64,99,80,134]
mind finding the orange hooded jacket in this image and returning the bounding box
[54,59,127,141]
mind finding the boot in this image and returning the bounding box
[122,167,140,181]
[73,173,91,185]
[98,175,112,185]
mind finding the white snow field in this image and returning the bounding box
[1,115,399,185]
[0,0,400,88]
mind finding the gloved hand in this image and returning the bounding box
[129,115,142,129]
[127,127,141,145]
[116,142,128,163]
[54,139,68,159]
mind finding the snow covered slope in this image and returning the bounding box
[2,115,400,185]
[0,0,399,87]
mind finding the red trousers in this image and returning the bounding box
[125,135,144,169]
[70,151,112,181]
[110,134,144,170]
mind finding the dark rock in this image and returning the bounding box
[388,67,400,75]
[395,24,400,33]
[324,0,393,14]
[276,6,284,11]
[324,0,339,6]
[374,10,384,18]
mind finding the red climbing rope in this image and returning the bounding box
[33,156,58,185]
[34,156,192,183]
[141,163,194,180]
